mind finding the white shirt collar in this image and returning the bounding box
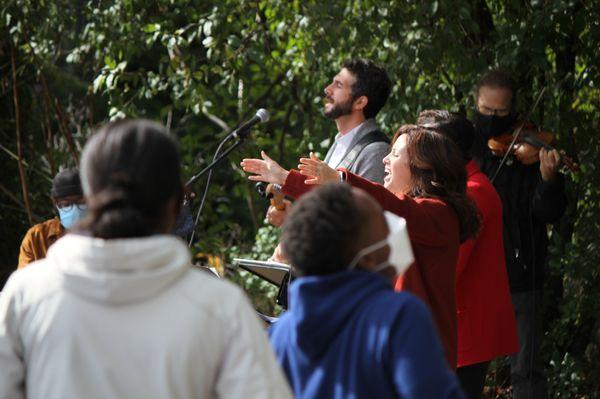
[327,121,366,168]
[334,121,364,146]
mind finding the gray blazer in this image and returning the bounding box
[323,119,389,184]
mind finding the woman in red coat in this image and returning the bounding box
[241,125,481,369]
[417,110,519,399]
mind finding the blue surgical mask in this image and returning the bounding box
[57,204,88,229]
[348,211,414,276]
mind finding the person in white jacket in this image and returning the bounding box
[0,119,292,399]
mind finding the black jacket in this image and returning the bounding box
[472,134,567,292]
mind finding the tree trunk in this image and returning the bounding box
[11,44,34,225]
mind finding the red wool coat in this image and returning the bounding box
[456,161,519,367]
[282,169,459,368]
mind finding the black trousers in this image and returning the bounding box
[509,290,547,399]
[457,361,490,399]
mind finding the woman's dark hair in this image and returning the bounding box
[391,125,480,243]
[342,59,392,119]
[417,109,475,163]
[79,119,182,239]
[281,183,363,276]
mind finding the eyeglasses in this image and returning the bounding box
[56,203,87,211]
[477,105,511,117]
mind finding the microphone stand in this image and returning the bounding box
[186,131,252,247]
[186,134,249,187]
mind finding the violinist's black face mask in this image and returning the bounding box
[473,112,517,139]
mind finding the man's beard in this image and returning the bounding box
[324,97,353,120]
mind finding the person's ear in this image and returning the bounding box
[353,95,368,112]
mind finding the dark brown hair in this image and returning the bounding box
[417,109,475,162]
[342,59,392,119]
[79,119,183,239]
[391,125,480,242]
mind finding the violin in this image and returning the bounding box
[487,121,579,173]
[255,182,286,210]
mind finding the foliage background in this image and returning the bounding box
[1,0,598,396]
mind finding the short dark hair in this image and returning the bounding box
[342,59,392,119]
[79,119,182,239]
[281,184,363,276]
[417,110,475,162]
[475,69,517,109]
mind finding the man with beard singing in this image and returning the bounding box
[471,69,566,399]
[265,59,392,227]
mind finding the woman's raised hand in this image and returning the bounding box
[241,151,289,185]
[298,152,339,185]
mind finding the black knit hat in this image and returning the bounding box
[51,168,83,198]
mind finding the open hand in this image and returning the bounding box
[298,152,339,185]
[241,151,289,185]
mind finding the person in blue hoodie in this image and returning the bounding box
[269,183,465,399]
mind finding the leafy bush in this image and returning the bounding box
[1,1,598,395]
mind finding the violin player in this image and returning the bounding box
[471,69,567,399]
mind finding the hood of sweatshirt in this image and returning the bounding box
[286,271,393,359]
[46,233,190,305]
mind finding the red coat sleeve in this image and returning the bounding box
[344,170,457,247]
[281,169,315,199]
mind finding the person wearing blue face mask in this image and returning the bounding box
[269,183,465,399]
[2,120,292,399]
[17,168,87,268]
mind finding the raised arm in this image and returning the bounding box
[280,153,339,199]
[241,151,290,186]
[344,171,456,247]
[288,156,456,247]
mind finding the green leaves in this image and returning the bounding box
[1,2,599,389]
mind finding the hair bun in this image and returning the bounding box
[90,172,140,215]
[90,187,132,214]
[78,119,181,239]
[109,172,136,192]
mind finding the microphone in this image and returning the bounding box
[229,108,270,139]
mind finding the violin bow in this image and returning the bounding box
[491,87,547,183]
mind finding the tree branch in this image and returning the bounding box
[39,74,80,166]
[10,44,34,225]
[201,104,230,132]
[21,27,80,167]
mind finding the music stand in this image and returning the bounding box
[232,258,290,287]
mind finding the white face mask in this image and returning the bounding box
[348,211,414,276]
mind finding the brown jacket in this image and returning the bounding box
[18,218,65,268]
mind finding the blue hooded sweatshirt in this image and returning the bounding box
[269,271,464,399]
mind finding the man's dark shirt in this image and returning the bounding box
[471,133,567,292]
